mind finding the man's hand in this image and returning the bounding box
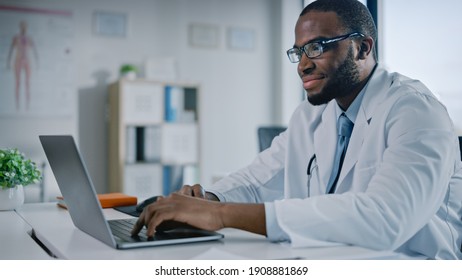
[131,190,266,238]
[131,193,224,237]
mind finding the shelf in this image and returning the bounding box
[108,79,200,196]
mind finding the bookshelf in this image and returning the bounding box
[108,79,200,198]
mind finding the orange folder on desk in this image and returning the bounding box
[57,193,137,209]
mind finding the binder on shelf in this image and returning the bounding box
[183,88,197,115]
[135,127,145,161]
[180,87,197,122]
[162,166,171,195]
[164,85,184,122]
[126,126,161,163]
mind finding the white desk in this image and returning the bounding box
[0,209,51,259]
[5,203,406,260]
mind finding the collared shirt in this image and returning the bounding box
[339,85,365,125]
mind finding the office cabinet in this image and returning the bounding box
[108,79,200,198]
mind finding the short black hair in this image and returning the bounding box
[301,0,377,60]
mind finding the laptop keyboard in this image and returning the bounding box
[109,218,215,244]
[108,218,150,242]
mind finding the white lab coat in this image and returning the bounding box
[210,66,462,259]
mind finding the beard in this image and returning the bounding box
[307,46,361,106]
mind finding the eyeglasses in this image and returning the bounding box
[286,32,365,63]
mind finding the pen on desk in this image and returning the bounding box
[307,154,316,175]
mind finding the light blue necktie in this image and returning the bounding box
[326,113,354,194]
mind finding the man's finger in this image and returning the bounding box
[131,211,146,236]
[177,185,193,196]
[192,184,205,198]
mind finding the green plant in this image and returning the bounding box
[0,148,42,189]
[120,64,137,74]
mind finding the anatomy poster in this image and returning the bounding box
[0,5,74,116]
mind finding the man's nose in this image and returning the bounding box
[298,54,315,76]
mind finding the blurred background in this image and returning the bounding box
[0,0,461,202]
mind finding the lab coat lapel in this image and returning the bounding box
[335,66,391,191]
[313,102,337,194]
[336,107,368,186]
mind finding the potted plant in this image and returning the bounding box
[0,148,42,210]
[119,64,138,80]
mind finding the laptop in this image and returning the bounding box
[39,135,223,249]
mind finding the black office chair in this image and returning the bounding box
[458,136,462,160]
[257,126,287,152]
[458,137,462,252]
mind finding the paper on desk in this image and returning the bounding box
[191,248,250,260]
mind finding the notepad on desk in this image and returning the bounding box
[57,193,137,209]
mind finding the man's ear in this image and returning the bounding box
[358,37,374,59]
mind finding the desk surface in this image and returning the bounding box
[7,203,404,260]
[0,209,51,259]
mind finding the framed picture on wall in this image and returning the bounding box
[188,23,220,48]
[94,11,127,37]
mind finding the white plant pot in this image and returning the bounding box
[121,71,136,80]
[0,185,25,211]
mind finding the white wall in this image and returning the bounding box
[282,0,305,124]
[381,0,462,133]
[0,0,302,199]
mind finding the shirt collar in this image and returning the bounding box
[334,83,367,124]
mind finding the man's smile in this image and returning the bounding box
[302,74,325,90]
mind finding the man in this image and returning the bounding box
[132,0,462,259]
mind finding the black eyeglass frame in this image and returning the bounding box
[286,32,365,63]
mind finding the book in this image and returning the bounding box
[135,126,145,161]
[164,85,184,122]
[57,192,138,209]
